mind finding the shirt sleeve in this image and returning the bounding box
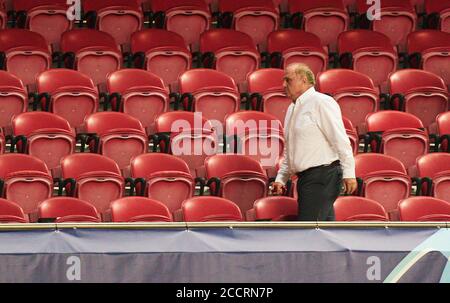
[316,97,356,179]
[275,104,294,185]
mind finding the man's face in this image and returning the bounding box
[283,68,307,101]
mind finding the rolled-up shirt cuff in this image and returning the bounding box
[275,174,289,186]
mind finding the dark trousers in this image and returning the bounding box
[296,162,343,221]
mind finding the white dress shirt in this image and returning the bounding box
[275,87,355,185]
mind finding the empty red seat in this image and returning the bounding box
[265,30,328,76]
[0,70,27,129]
[356,0,417,51]
[83,0,143,47]
[416,153,450,203]
[12,112,76,170]
[388,69,448,132]
[337,30,397,92]
[0,154,53,220]
[131,29,191,91]
[106,69,169,135]
[178,69,240,123]
[288,0,349,52]
[317,69,379,133]
[154,111,217,177]
[111,196,173,222]
[342,116,359,155]
[365,111,428,174]
[205,154,268,216]
[424,0,450,33]
[60,153,125,216]
[12,0,72,47]
[334,196,389,221]
[182,196,243,222]
[226,111,284,170]
[406,30,450,88]
[150,0,211,52]
[0,198,27,223]
[83,112,148,169]
[0,29,51,86]
[200,29,260,91]
[398,196,450,221]
[35,69,99,129]
[246,68,291,126]
[217,0,279,51]
[437,111,450,152]
[247,196,298,221]
[60,29,122,88]
[130,153,195,216]
[355,153,411,220]
[38,197,101,223]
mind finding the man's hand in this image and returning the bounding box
[270,182,285,195]
[342,178,357,195]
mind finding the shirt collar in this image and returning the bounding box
[295,86,316,104]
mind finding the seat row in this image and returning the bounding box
[284,153,450,220]
[1,194,449,223]
[1,0,449,54]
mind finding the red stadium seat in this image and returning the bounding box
[12,0,72,47]
[265,30,328,76]
[288,0,349,52]
[365,111,428,174]
[12,112,76,170]
[337,30,397,92]
[356,0,417,51]
[317,69,379,134]
[247,196,298,221]
[217,0,279,51]
[355,153,411,220]
[406,30,450,89]
[205,154,268,216]
[182,196,243,222]
[110,196,173,222]
[178,69,240,124]
[130,153,195,216]
[342,116,359,155]
[60,153,125,216]
[0,198,27,223]
[437,112,450,152]
[106,69,169,135]
[399,196,450,221]
[154,111,217,177]
[83,112,148,170]
[0,70,27,129]
[83,0,143,47]
[38,197,101,223]
[388,69,448,132]
[334,196,389,221]
[131,29,191,91]
[247,68,291,126]
[200,29,260,91]
[150,0,211,52]
[225,111,284,170]
[36,69,99,129]
[60,29,122,87]
[0,154,53,220]
[0,29,51,86]
[424,0,450,33]
[416,153,450,203]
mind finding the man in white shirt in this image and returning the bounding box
[272,63,357,221]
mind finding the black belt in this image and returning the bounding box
[296,160,340,178]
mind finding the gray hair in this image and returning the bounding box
[287,63,316,85]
